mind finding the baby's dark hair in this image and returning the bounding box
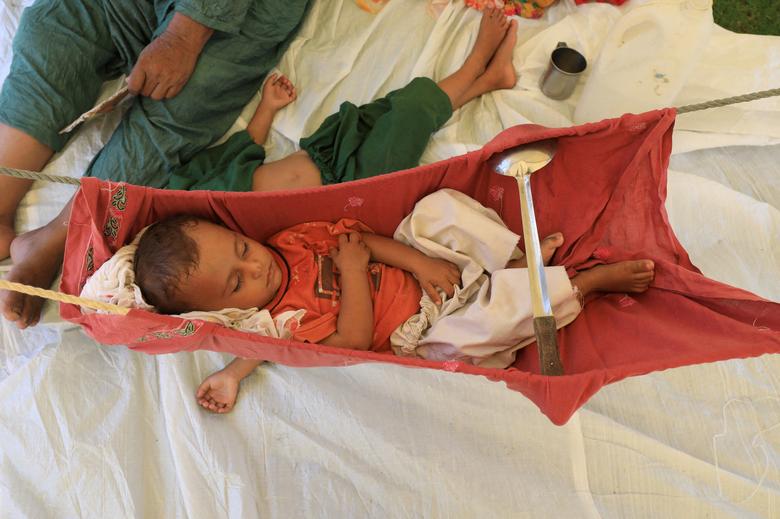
[133,215,204,314]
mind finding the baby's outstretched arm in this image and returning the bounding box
[247,72,297,145]
[360,233,460,304]
[196,358,263,414]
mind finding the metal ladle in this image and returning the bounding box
[494,139,563,376]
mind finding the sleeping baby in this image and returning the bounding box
[132,192,654,414]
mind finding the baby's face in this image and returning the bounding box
[176,221,283,312]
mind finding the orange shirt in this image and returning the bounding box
[267,219,422,351]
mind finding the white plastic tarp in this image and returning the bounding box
[1,0,779,517]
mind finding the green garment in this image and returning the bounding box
[302,77,453,185]
[167,131,264,191]
[166,77,453,191]
[0,0,310,187]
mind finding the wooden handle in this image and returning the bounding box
[533,315,564,376]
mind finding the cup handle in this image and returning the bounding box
[556,41,568,49]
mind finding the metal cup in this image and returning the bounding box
[539,42,587,100]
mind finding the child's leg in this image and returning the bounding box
[504,228,654,297]
[447,18,518,109]
[436,7,511,110]
[301,77,454,184]
[571,260,655,297]
[298,9,517,185]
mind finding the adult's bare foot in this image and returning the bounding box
[0,214,14,260]
[572,260,655,298]
[480,18,518,90]
[507,232,564,268]
[467,7,511,74]
[1,220,67,329]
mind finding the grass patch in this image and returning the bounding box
[713,0,780,35]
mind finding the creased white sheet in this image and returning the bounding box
[1,0,779,517]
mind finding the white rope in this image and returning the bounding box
[0,166,81,185]
[675,88,780,114]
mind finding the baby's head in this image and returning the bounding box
[134,216,284,314]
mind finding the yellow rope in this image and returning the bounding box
[0,279,130,315]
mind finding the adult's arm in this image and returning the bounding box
[127,13,214,100]
[127,1,256,100]
[174,0,254,34]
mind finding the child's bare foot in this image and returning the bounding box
[507,232,564,268]
[480,18,518,90]
[467,7,510,74]
[571,260,655,298]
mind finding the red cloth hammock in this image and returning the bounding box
[60,108,780,425]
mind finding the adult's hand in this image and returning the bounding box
[127,13,214,100]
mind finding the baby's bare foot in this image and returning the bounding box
[468,7,510,73]
[541,232,563,265]
[481,18,518,90]
[507,232,564,268]
[572,260,655,298]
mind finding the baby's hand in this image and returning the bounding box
[413,256,461,304]
[330,233,370,274]
[260,73,297,112]
[196,368,241,414]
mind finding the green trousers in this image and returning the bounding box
[0,0,310,187]
[166,77,454,191]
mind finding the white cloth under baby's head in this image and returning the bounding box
[79,226,304,338]
[80,226,154,311]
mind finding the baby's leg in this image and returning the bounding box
[506,232,564,268]
[437,7,511,110]
[571,260,655,298]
